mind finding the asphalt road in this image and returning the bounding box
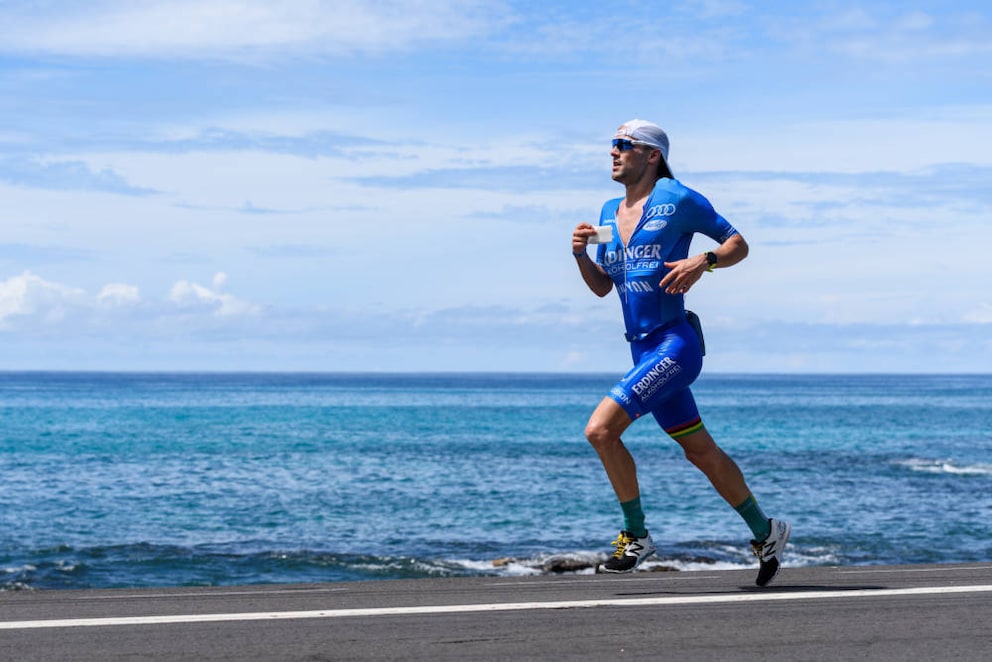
[2,563,991,661]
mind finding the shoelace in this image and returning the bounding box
[610,532,632,558]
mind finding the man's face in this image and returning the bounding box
[611,137,656,184]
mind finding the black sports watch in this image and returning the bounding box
[705,251,718,271]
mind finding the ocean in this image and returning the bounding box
[1,372,990,590]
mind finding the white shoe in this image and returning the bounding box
[598,531,656,573]
[751,519,790,587]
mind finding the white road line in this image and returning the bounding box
[2,584,990,630]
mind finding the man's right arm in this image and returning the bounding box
[572,223,613,297]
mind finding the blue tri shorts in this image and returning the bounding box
[607,316,705,438]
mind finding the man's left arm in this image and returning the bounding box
[660,233,749,295]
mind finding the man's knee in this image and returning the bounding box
[677,430,721,468]
[585,420,615,451]
[585,398,632,452]
[682,444,716,469]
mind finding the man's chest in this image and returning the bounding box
[615,204,642,245]
[601,233,670,280]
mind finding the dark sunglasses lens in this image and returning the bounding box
[612,139,634,151]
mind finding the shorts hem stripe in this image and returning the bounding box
[666,417,703,438]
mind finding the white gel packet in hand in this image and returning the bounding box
[588,225,613,244]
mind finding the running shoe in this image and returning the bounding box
[751,518,791,587]
[598,530,656,573]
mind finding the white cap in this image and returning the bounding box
[615,119,672,175]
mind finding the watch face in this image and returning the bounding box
[706,252,718,265]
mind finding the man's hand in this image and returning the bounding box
[572,223,598,255]
[572,222,613,297]
[660,254,709,294]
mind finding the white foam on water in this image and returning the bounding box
[897,458,992,476]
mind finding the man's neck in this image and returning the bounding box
[623,177,657,207]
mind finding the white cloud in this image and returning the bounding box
[0,272,87,327]
[168,272,259,316]
[0,0,507,59]
[98,283,141,306]
[0,271,259,333]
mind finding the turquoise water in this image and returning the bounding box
[1,372,990,590]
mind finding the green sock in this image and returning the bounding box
[620,496,648,538]
[735,495,771,541]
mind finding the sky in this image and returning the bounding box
[1,0,990,373]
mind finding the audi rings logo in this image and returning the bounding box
[645,203,676,220]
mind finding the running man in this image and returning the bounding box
[571,119,790,586]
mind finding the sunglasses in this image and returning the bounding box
[612,138,654,152]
